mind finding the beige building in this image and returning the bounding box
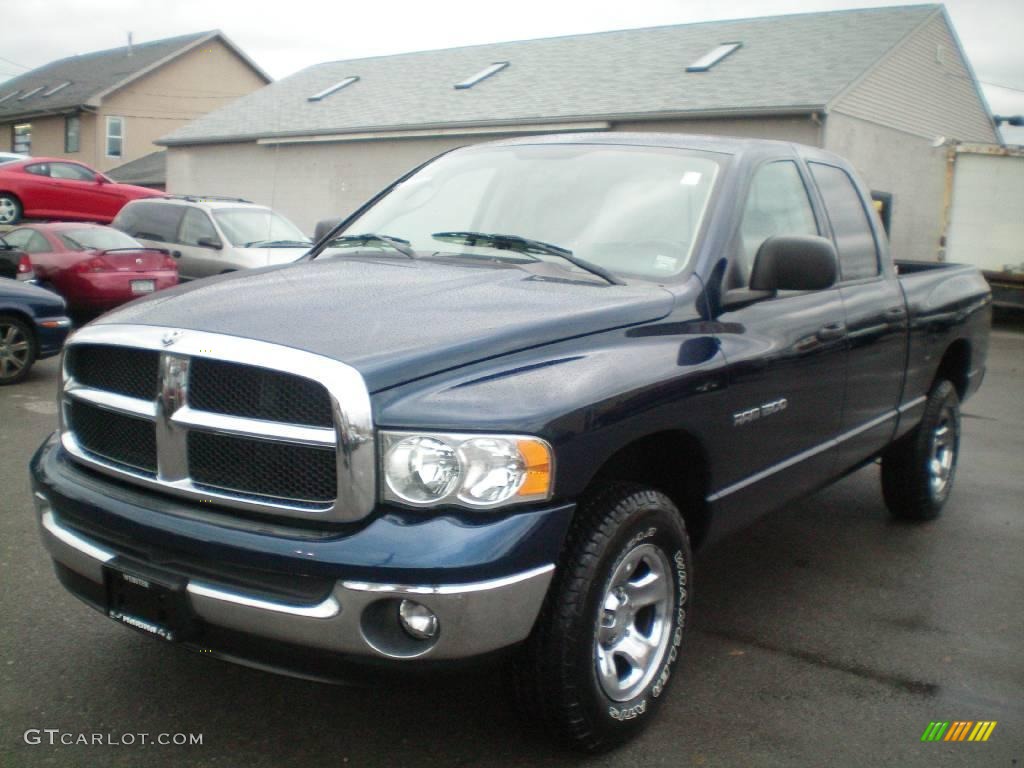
[161,6,997,262]
[0,31,269,173]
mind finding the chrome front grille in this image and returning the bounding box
[59,325,375,522]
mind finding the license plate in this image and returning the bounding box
[104,562,195,642]
[131,279,155,294]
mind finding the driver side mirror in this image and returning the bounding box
[749,234,838,292]
[197,237,222,250]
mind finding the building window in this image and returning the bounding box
[65,115,80,153]
[13,123,31,154]
[106,116,124,158]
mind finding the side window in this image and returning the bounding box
[49,162,96,182]
[809,163,880,281]
[4,229,50,253]
[117,204,184,244]
[24,163,49,177]
[737,161,818,284]
[178,209,219,247]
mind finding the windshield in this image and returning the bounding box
[59,228,143,251]
[212,208,310,247]
[325,144,721,280]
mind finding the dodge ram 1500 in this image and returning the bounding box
[31,133,990,751]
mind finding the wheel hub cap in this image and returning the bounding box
[929,410,956,497]
[0,324,28,377]
[595,542,674,702]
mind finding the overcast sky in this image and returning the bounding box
[3,0,1022,142]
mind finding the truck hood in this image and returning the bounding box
[95,257,675,391]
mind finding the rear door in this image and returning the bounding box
[709,159,847,533]
[808,161,907,470]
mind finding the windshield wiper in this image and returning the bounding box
[243,239,312,248]
[325,233,416,259]
[432,231,623,285]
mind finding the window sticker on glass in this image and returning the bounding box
[680,172,703,186]
[653,254,679,271]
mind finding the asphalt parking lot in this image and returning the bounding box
[0,323,1021,767]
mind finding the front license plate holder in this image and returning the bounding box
[131,279,155,294]
[103,560,198,642]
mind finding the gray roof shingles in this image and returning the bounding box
[106,150,166,185]
[160,5,939,146]
[0,32,213,121]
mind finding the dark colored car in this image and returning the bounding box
[0,157,164,225]
[0,234,35,281]
[3,223,178,313]
[0,277,71,384]
[31,134,991,750]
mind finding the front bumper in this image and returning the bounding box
[32,436,572,671]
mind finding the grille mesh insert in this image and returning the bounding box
[65,344,160,400]
[189,358,333,427]
[188,432,336,504]
[67,399,157,474]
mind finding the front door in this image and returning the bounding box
[707,159,848,535]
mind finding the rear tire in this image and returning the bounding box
[0,193,22,225]
[513,484,692,752]
[881,380,960,520]
[0,314,37,385]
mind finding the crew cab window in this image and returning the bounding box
[49,162,96,182]
[179,209,220,247]
[809,162,880,281]
[3,228,50,253]
[737,161,818,284]
[113,203,185,244]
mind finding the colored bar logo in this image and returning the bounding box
[921,721,997,742]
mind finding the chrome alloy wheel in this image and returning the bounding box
[0,321,30,380]
[0,196,18,225]
[595,543,674,702]
[929,407,957,498]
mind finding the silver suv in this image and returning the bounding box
[112,196,311,281]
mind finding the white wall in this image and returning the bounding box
[825,112,948,262]
[167,115,823,235]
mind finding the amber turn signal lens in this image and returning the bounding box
[517,439,552,497]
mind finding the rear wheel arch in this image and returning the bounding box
[934,339,971,400]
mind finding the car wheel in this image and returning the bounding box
[881,379,961,520]
[0,314,37,385]
[513,484,692,752]
[0,194,22,225]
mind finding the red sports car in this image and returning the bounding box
[3,223,178,313]
[0,157,163,225]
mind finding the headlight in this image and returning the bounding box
[381,432,553,509]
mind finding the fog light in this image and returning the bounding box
[398,599,438,640]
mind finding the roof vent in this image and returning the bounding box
[18,86,45,100]
[686,42,742,73]
[0,91,19,104]
[454,62,509,90]
[308,77,359,102]
[43,82,72,97]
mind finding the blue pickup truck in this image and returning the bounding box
[31,134,990,751]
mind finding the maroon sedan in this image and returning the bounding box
[0,157,163,225]
[3,223,178,313]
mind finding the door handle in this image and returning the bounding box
[884,307,907,319]
[171,250,182,258]
[817,322,847,341]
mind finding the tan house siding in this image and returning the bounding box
[2,113,97,160]
[832,11,997,144]
[94,38,268,171]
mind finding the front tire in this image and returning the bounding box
[881,380,961,520]
[513,484,692,752]
[0,314,37,385]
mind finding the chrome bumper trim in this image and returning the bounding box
[38,501,553,660]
